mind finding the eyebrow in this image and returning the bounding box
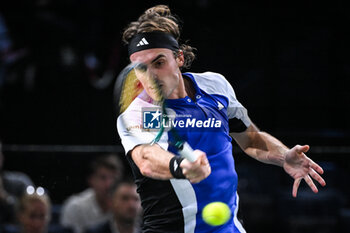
[150,54,166,64]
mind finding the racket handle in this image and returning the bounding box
[178,142,198,162]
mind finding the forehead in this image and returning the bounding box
[130,48,174,64]
[92,166,117,177]
[24,199,48,211]
[115,184,137,195]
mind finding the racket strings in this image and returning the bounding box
[119,69,144,113]
[119,63,163,114]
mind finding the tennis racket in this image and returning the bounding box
[115,62,198,162]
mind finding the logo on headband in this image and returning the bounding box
[128,32,179,56]
[136,38,149,47]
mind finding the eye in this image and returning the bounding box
[154,59,165,68]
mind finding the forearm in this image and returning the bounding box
[243,131,289,166]
[131,144,174,179]
[232,123,326,197]
[131,144,211,183]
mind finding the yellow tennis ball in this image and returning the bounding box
[202,202,231,226]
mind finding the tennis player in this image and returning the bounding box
[117,5,326,233]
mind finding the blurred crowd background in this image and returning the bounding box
[0,0,349,233]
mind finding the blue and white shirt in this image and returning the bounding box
[117,72,251,233]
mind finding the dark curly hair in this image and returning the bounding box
[122,5,196,69]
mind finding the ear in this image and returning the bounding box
[175,50,184,68]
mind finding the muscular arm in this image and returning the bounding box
[130,144,211,183]
[230,123,288,166]
[231,123,326,197]
[131,144,174,179]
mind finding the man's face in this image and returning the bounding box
[112,184,141,223]
[130,48,184,100]
[89,167,118,199]
[19,200,49,233]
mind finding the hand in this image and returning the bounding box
[283,145,326,197]
[180,150,211,183]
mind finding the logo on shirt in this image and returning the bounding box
[217,101,224,110]
[143,109,162,129]
[142,107,222,131]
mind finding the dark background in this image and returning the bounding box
[0,0,349,232]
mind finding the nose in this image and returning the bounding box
[102,176,115,191]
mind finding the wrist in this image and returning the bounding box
[266,146,288,167]
[278,147,289,167]
[169,156,186,179]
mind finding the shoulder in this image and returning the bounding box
[117,98,143,126]
[2,171,34,197]
[117,96,152,140]
[188,71,229,88]
[186,72,237,98]
[116,97,170,154]
[60,189,97,226]
[62,189,95,210]
[188,71,227,83]
[3,171,33,186]
[117,95,155,128]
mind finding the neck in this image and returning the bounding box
[168,72,192,99]
[95,194,109,212]
[183,76,196,100]
[114,217,136,233]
